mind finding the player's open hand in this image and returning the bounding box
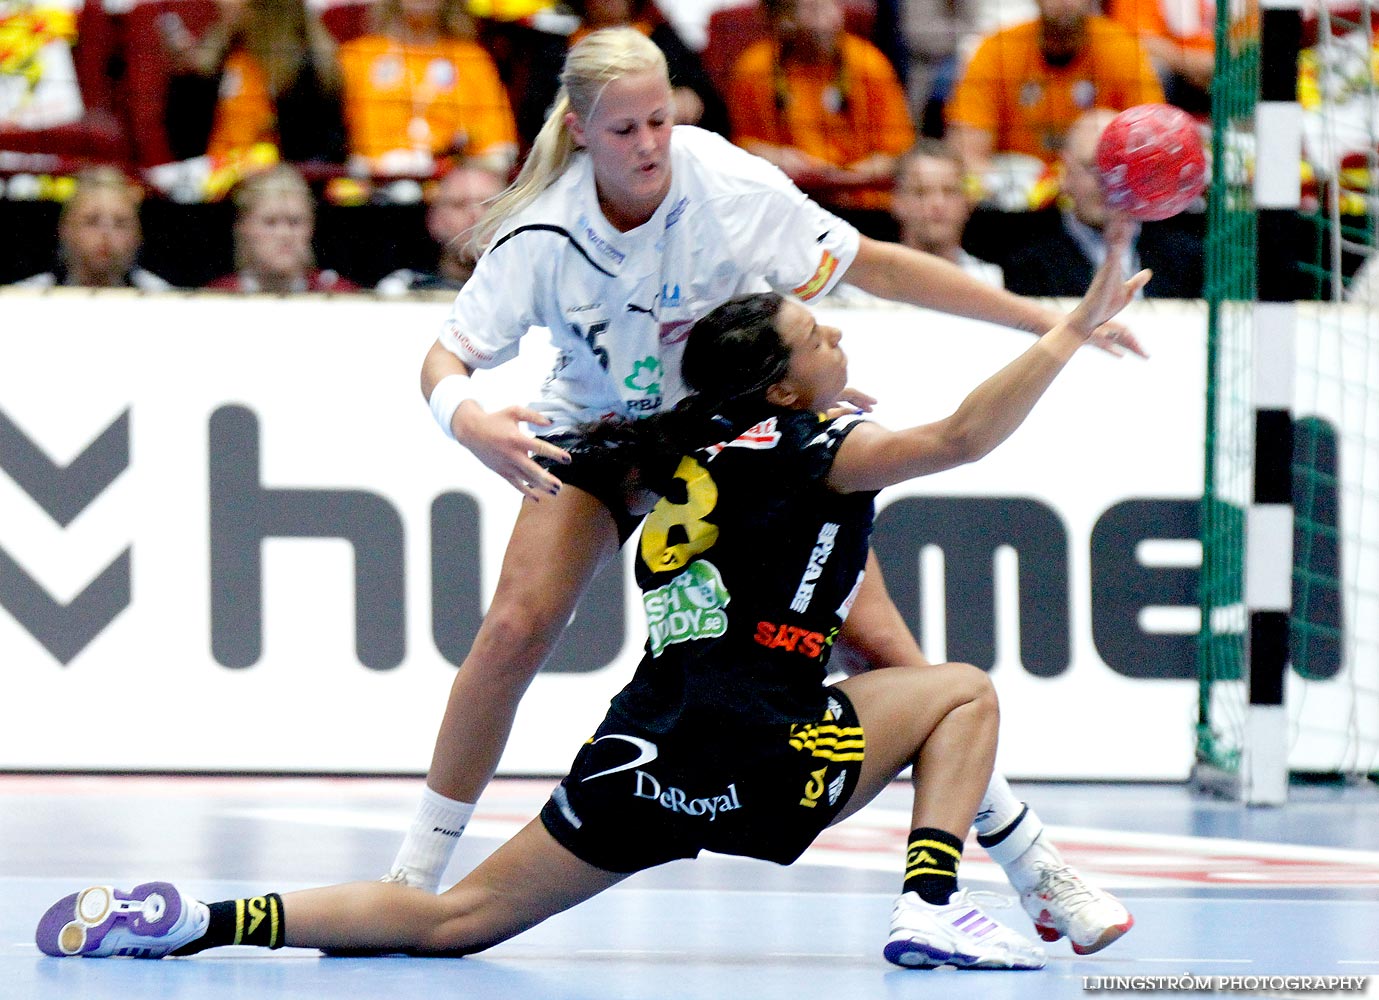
[454,404,571,501]
[1066,217,1153,343]
[1087,319,1149,359]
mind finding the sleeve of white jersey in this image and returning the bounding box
[711,147,861,303]
[435,240,542,370]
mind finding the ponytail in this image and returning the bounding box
[471,27,668,252]
[471,93,578,252]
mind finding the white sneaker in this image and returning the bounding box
[36,882,210,958]
[1019,860,1134,955]
[884,890,1047,970]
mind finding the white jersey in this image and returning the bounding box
[438,126,860,434]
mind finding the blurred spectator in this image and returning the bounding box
[1003,108,1202,298]
[159,0,348,163]
[337,0,518,175]
[375,159,505,294]
[945,0,1164,178]
[726,0,915,213]
[565,0,728,132]
[896,0,979,135]
[1106,0,1212,114]
[207,164,359,292]
[890,138,1002,285]
[12,167,173,290]
[0,0,127,160]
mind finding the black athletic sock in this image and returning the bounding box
[172,893,285,955]
[903,827,964,905]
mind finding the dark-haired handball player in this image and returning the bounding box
[409,26,1135,956]
[36,219,1150,968]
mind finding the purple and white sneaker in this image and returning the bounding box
[884,889,1046,970]
[36,882,210,958]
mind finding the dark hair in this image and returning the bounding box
[573,292,789,491]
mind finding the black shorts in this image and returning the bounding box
[534,432,643,544]
[540,688,865,874]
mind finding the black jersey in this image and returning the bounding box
[611,407,874,734]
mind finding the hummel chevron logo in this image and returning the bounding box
[0,407,131,663]
[0,407,129,527]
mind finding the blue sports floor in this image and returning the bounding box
[4,775,1378,1000]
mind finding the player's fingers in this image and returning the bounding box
[839,386,877,412]
[1127,268,1153,297]
[1103,214,1135,248]
[1093,336,1127,358]
[530,437,572,465]
[510,406,553,427]
[511,472,555,501]
[1120,331,1150,359]
[517,455,563,497]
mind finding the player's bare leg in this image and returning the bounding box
[838,551,1133,954]
[832,663,1044,969]
[388,486,621,891]
[39,821,627,958]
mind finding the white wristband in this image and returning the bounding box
[428,373,476,441]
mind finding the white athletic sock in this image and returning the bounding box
[977,802,1064,894]
[389,787,475,893]
[973,774,1025,838]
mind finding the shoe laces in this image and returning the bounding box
[950,888,1016,911]
[1030,862,1097,909]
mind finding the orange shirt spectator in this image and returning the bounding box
[1108,0,1213,56]
[207,50,274,157]
[338,0,517,174]
[1106,0,1214,108]
[730,36,915,171]
[727,0,914,211]
[946,6,1163,169]
[160,0,347,164]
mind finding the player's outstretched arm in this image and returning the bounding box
[843,235,1149,359]
[828,219,1151,494]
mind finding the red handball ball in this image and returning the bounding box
[1095,104,1207,221]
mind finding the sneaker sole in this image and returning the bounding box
[36,882,183,958]
[1070,912,1135,956]
[1035,910,1134,955]
[883,937,954,969]
[950,949,1047,970]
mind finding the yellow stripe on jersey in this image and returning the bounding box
[789,724,865,750]
[788,723,865,761]
[234,898,245,945]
